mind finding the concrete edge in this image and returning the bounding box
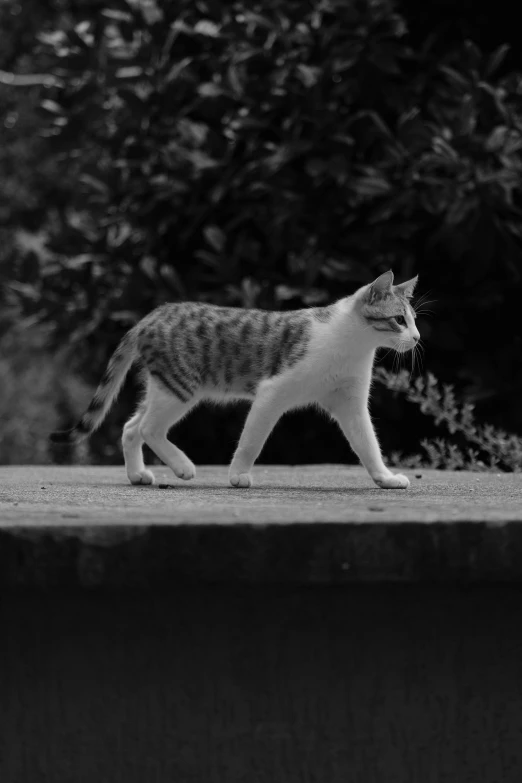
[2,519,522,586]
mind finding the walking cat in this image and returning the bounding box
[51,270,420,489]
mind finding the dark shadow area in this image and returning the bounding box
[2,585,522,782]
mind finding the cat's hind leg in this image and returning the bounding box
[122,405,155,485]
[138,376,197,481]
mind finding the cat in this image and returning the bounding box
[50,269,420,489]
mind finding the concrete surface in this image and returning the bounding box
[0,465,522,584]
[1,464,521,525]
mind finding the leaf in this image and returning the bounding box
[194,20,220,37]
[432,136,459,162]
[331,56,359,72]
[331,133,355,146]
[184,149,219,171]
[201,182,223,206]
[75,21,91,36]
[275,284,302,301]
[63,254,94,270]
[194,249,219,266]
[159,264,185,295]
[5,282,40,301]
[353,175,391,198]
[486,125,508,152]
[198,82,222,98]
[107,223,133,248]
[303,288,328,305]
[485,44,510,77]
[296,64,320,87]
[265,145,304,172]
[241,12,275,30]
[69,23,93,49]
[40,99,62,114]
[79,174,109,194]
[139,1,163,25]
[165,57,192,83]
[227,65,243,96]
[101,10,133,22]
[115,66,144,79]
[478,81,508,120]
[178,118,208,145]
[1,70,62,87]
[37,30,68,48]
[240,277,261,307]
[439,65,469,91]
[349,110,393,139]
[111,310,137,323]
[140,255,157,279]
[203,225,226,252]
[503,133,522,156]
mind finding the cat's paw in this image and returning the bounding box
[374,473,410,489]
[128,469,155,486]
[173,458,196,481]
[229,472,253,488]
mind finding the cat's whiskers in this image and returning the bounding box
[399,356,406,377]
[413,294,436,320]
[392,345,403,375]
[415,341,425,376]
[376,345,397,363]
[410,342,422,380]
[413,291,435,309]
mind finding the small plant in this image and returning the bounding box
[376,368,522,471]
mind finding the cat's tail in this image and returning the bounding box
[50,327,139,445]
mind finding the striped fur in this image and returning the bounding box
[50,329,138,443]
[50,270,421,490]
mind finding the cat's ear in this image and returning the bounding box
[368,270,394,303]
[395,275,418,299]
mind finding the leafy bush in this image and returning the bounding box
[21,1,522,329]
[377,368,522,471]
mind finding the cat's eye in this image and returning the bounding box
[395,315,407,327]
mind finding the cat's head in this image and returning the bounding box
[359,270,420,352]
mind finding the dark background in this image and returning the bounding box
[1,0,521,470]
[4,585,522,783]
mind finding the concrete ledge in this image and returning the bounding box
[4,466,522,783]
[1,465,522,585]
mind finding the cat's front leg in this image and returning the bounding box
[323,391,410,489]
[229,382,288,488]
